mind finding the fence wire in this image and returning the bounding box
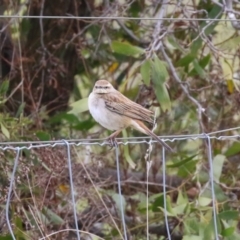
[0,15,240,22]
[2,126,240,240]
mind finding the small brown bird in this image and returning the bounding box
[88,80,173,152]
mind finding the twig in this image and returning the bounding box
[37,0,47,116]
[147,0,169,56]
[160,46,205,132]
[116,19,147,44]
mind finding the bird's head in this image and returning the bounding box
[93,80,115,94]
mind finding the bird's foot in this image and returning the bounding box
[106,136,118,148]
[105,130,121,148]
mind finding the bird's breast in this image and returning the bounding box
[88,93,129,131]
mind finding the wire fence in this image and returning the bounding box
[3,126,240,240]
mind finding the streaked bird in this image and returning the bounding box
[88,80,173,152]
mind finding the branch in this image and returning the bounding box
[160,46,206,132]
[146,0,169,57]
[116,19,147,44]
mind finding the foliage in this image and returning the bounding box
[0,0,240,239]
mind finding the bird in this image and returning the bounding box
[88,80,173,152]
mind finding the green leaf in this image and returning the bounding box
[215,184,228,202]
[176,54,195,67]
[151,55,169,83]
[36,131,51,141]
[222,227,235,237]
[152,194,174,216]
[201,183,227,202]
[122,129,136,169]
[188,5,222,55]
[111,41,144,57]
[213,154,225,182]
[224,142,240,157]
[176,190,188,205]
[184,218,200,235]
[15,216,24,237]
[189,55,211,77]
[199,54,211,68]
[152,194,164,212]
[140,59,151,86]
[49,113,80,124]
[111,193,126,216]
[15,102,25,118]
[1,122,10,139]
[154,84,171,112]
[43,207,65,225]
[202,216,219,240]
[151,56,171,111]
[218,210,239,221]
[167,154,197,168]
[201,5,222,36]
[198,197,212,207]
[129,1,141,17]
[69,98,88,114]
[190,38,202,54]
[72,119,95,131]
[172,202,188,215]
[167,36,185,52]
[178,158,197,178]
[0,235,14,239]
[190,60,205,78]
[0,80,9,95]
[158,196,175,216]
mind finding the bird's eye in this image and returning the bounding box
[104,86,108,89]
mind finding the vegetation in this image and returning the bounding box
[1,0,240,239]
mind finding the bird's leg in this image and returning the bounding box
[106,130,122,148]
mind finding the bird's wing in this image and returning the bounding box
[104,92,154,124]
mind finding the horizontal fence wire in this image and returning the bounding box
[0,15,239,22]
[2,127,240,239]
[0,131,239,150]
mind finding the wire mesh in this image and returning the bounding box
[2,127,240,239]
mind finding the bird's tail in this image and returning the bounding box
[145,127,174,152]
[132,120,174,152]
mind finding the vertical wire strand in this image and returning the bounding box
[146,145,152,240]
[204,134,219,240]
[62,140,80,240]
[114,143,128,240]
[146,161,149,240]
[145,112,156,239]
[162,147,171,240]
[6,147,20,240]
